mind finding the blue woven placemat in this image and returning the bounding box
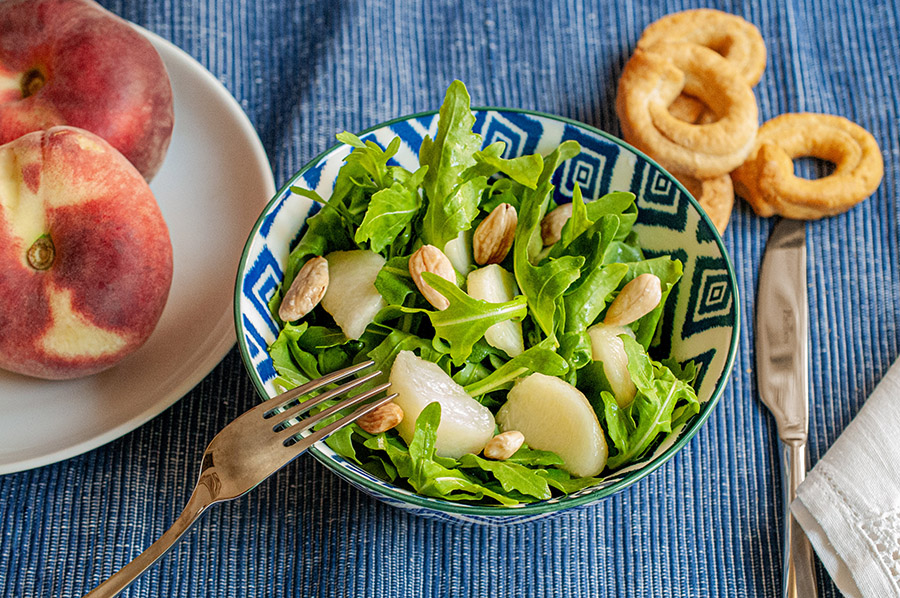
[2,1,898,596]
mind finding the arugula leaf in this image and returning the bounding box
[292,168,363,227]
[662,358,698,385]
[393,403,521,505]
[557,331,594,382]
[536,468,604,493]
[283,143,411,288]
[373,256,419,306]
[551,189,636,260]
[398,273,527,365]
[361,431,407,471]
[296,326,350,351]
[584,191,636,221]
[465,141,543,189]
[505,446,565,467]
[603,231,644,265]
[425,177,487,251]
[536,140,582,189]
[558,184,592,251]
[457,454,552,500]
[513,187,584,338]
[419,81,486,249]
[325,425,359,462]
[451,361,493,387]
[603,335,700,469]
[316,346,352,373]
[336,132,400,189]
[463,338,568,397]
[355,166,427,253]
[563,263,629,333]
[367,328,447,379]
[550,202,626,337]
[407,402,440,466]
[620,257,683,348]
[282,202,352,290]
[420,468,521,505]
[480,178,521,212]
[269,336,311,390]
[268,321,323,381]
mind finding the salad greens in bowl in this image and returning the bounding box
[235,81,739,525]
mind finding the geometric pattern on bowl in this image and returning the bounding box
[235,109,741,525]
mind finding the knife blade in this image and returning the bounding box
[755,218,818,598]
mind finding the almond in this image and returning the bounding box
[278,256,329,322]
[473,203,517,265]
[409,244,457,310]
[540,203,574,246]
[357,401,404,435]
[603,273,663,326]
[483,430,525,460]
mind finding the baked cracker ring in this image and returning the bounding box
[668,94,719,125]
[616,41,758,178]
[668,94,706,123]
[732,113,884,219]
[637,9,767,86]
[675,173,734,234]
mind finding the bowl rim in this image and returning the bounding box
[234,106,741,518]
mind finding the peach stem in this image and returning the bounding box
[27,236,54,270]
[21,69,45,98]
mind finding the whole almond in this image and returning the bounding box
[604,273,663,326]
[483,430,525,460]
[357,401,404,434]
[409,244,457,310]
[540,203,574,246]
[278,256,329,322]
[473,203,517,265]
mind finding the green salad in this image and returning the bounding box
[267,80,700,506]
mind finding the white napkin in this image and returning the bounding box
[791,356,900,598]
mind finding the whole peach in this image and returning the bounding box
[0,126,173,380]
[0,0,174,180]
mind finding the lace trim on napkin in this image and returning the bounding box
[819,460,900,590]
[860,512,900,589]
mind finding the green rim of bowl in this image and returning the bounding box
[234,106,742,518]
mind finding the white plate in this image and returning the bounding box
[0,27,275,474]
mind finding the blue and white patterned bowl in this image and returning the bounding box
[234,108,740,525]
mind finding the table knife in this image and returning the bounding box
[755,218,818,598]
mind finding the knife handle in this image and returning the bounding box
[781,441,818,598]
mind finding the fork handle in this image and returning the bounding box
[84,484,214,598]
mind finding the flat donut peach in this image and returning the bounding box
[0,0,175,180]
[674,172,734,234]
[637,9,767,86]
[732,113,883,219]
[0,126,173,379]
[616,41,758,178]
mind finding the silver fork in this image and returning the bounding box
[84,360,394,598]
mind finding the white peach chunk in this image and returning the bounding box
[321,250,386,340]
[466,264,524,358]
[389,350,495,459]
[588,322,637,407]
[496,372,608,477]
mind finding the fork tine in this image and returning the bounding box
[268,369,382,427]
[286,391,399,452]
[279,381,393,441]
[254,360,376,417]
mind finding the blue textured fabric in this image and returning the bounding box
[2,0,898,596]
